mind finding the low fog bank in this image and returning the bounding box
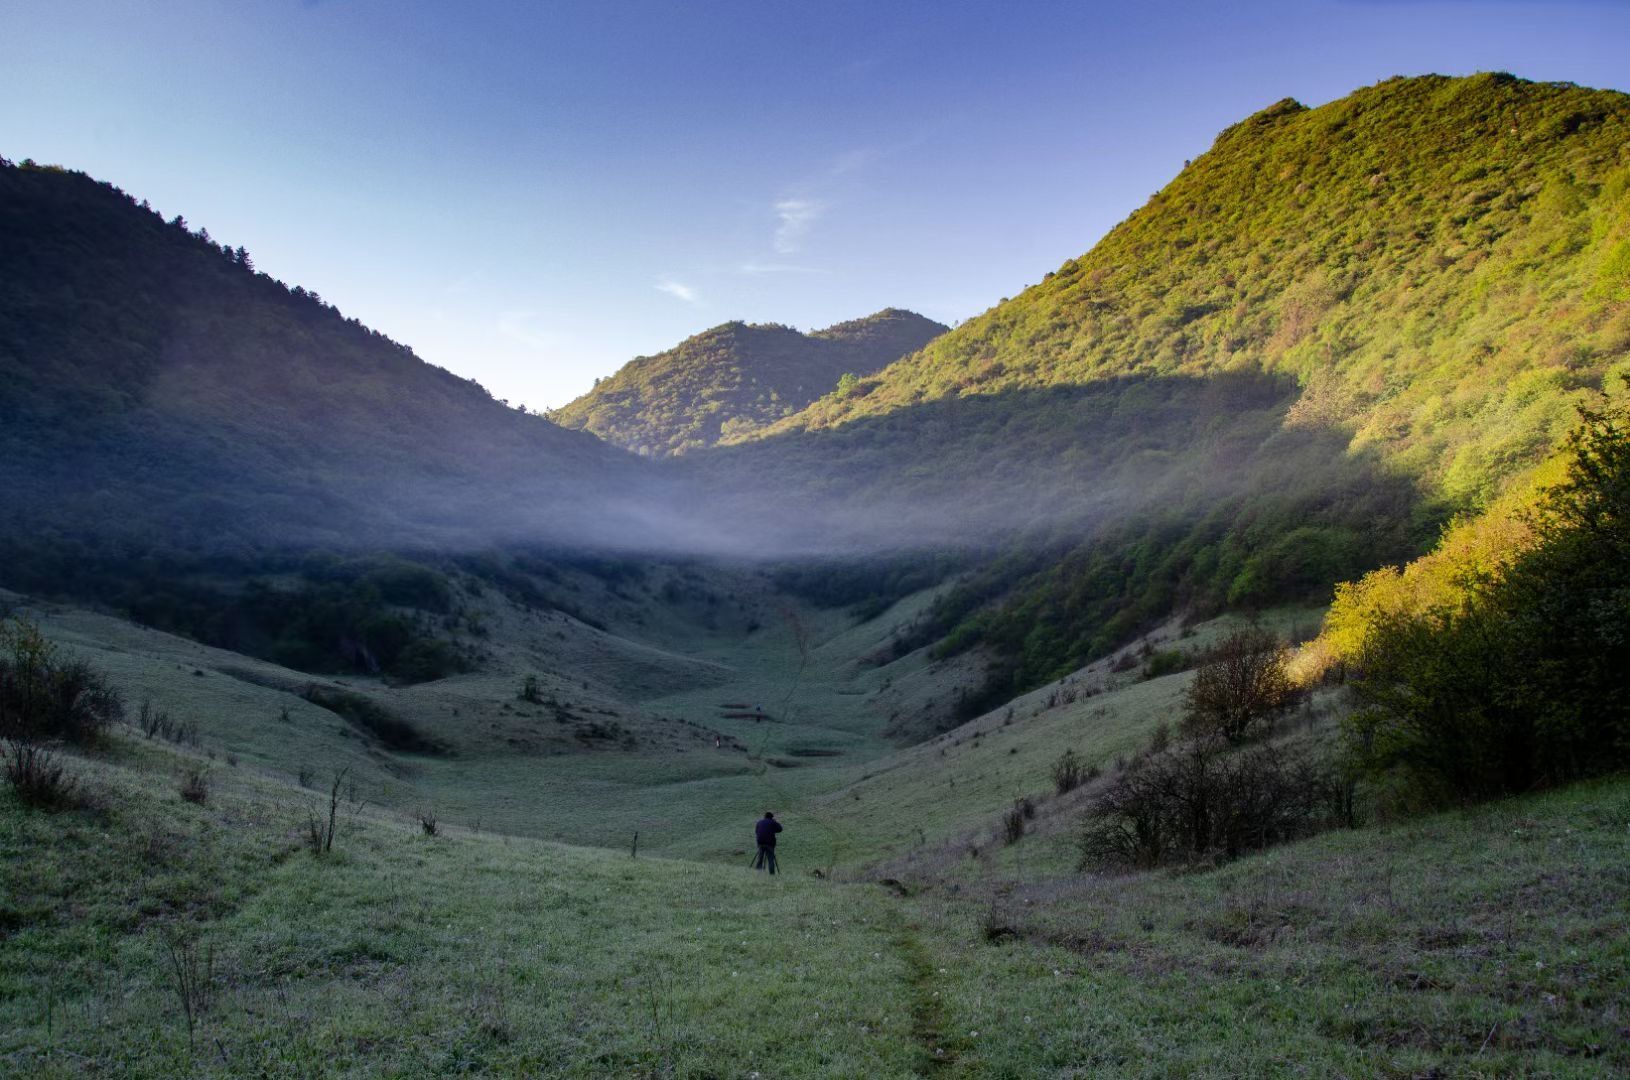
[7,369,1420,574]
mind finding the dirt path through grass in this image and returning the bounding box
[893,923,959,1075]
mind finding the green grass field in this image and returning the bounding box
[5,586,1627,1075]
[7,722,1626,1076]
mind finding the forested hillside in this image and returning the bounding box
[553,309,945,455]
[0,158,644,559]
[715,74,1630,710]
[0,158,659,679]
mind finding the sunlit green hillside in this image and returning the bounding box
[722,73,1630,705]
[776,75,1630,498]
[554,309,945,456]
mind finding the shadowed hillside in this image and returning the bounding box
[0,158,650,558]
[553,309,946,456]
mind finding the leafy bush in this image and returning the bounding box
[0,616,123,744]
[1143,648,1190,679]
[1348,399,1630,805]
[1182,627,1295,744]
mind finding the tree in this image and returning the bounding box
[835,371,860,397]
[1078,738,1328,868]
[1182,626,1294,744]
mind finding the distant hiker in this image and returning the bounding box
[714,734,721,749]
[752,811,783,874]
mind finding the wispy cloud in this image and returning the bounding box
[737,261,829,276]
[828,147,880,177]
[773,197,825,254]
[655,278,700,304]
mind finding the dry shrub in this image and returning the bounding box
[1002,800,1028,844]
[1051,748,1085,794]
[1183,626,1297,744]
[3,740,78,809]
[179,766,210,805]
[1079,738,1336,869]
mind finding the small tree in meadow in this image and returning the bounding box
[1182,626,1294,744]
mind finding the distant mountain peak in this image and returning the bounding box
[554,308,947,456]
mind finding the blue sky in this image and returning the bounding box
[4,1,1628,409]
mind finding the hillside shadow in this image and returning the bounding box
[672,368,1442,566]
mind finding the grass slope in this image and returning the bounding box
[1,581,1322,872]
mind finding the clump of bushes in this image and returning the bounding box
[1002,800,1028,844]
[4,741,78,809]
[303,686,445,755]
[1348,399,1630,805]
[1001,796,1038,844]
[1079,737,1344,869]
[1051,748,1085,794]
[179,766,210,805]
[1143,648,1190,679]
[1,615,123,744]
[1,615,122,809]
[136,700,199,746]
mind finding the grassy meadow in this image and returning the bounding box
[6,701,1627,1076]
[5,579,1628,1076]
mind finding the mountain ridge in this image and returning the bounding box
[0,157,648,556]
[763,72,1630,511]
[552,307,946,456]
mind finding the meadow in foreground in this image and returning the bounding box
[6,722,1627,1078]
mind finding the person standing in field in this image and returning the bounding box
[752,811,783,874]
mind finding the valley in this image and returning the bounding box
[5,66,1630,1077]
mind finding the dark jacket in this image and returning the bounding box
[755,817,783,847]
